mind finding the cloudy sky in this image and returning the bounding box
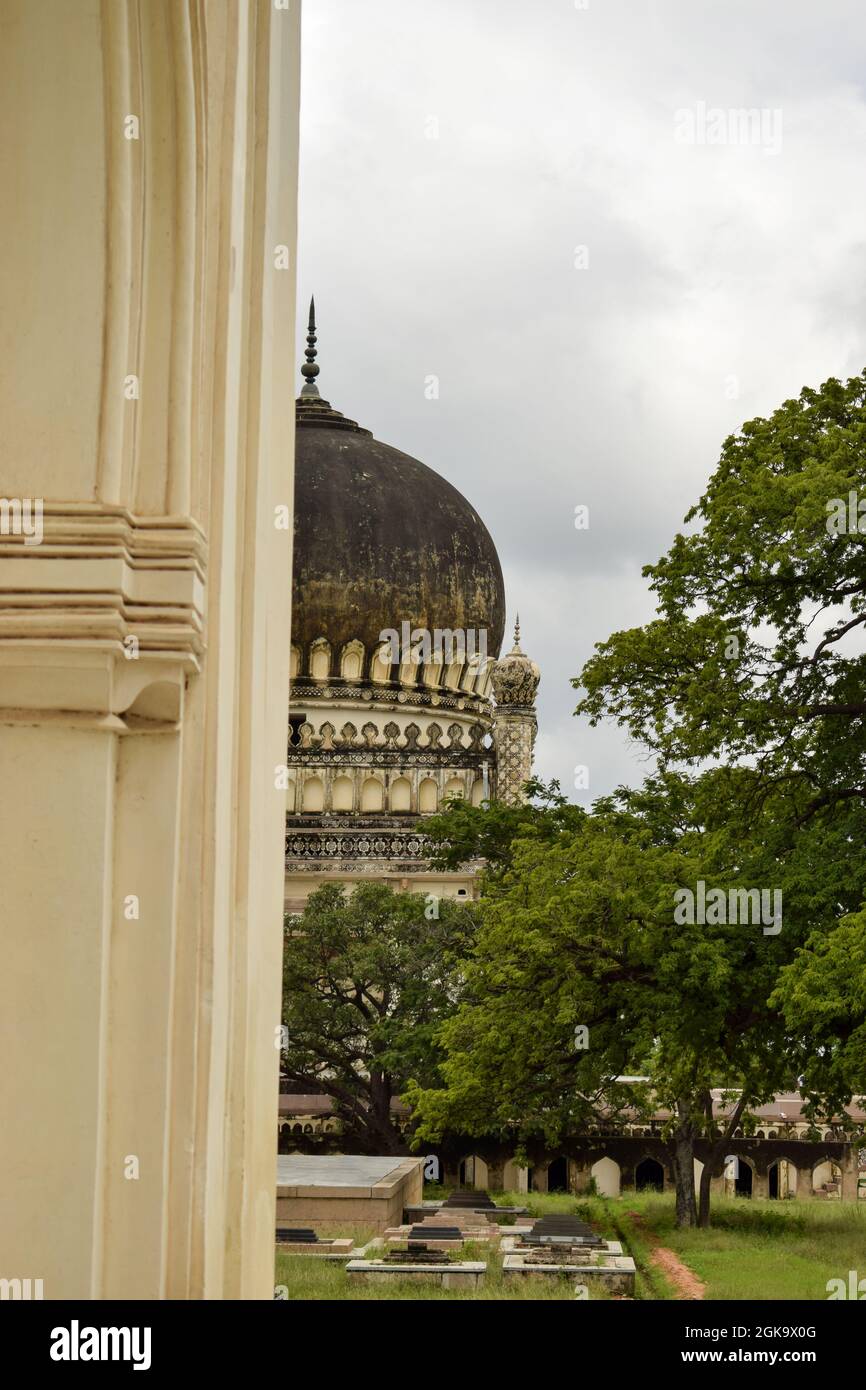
[296,0,866,802]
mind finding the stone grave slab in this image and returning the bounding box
[275,1226,354,1257]
[346,1258,486,1290]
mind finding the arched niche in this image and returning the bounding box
[340,641,364,681]
[418,777,438,813]
[302,776,324,813]
[546,1157,568,1192]
[458,1155,488,1188]
[635,1157,665,1192]
[309,638,331,681]
[370,644,393,683]
[360,777,384,812]
[331,776,353,812]
[390,776,411,812]
[735,1156,754,1197]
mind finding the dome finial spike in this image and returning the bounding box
[300,293,321,398]
[513,613,521,649]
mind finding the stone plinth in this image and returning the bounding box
[346,1260,486,1290]
[403,1201,527,1225]
[385,1234,465,1251]
[385,1212,502,1246]
[500,1237,635,1295]
[276,1155,423,1234]
[275,1237,354,1257]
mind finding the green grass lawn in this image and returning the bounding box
[274,1231,580,1301]
[597,1190,866,1301]
[274,1189,865,1301]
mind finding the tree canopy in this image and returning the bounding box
[576,371,866,822]
[410,775,833,1225]
[411,371,866,1226]
[282,881,475,1154]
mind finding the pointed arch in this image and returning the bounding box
[309,638,331,680]
[331,775,353,812]
[360,777,384,812]
[302,776,324,813]
[340,640,364,681]
[370,643,393,683]
[389,776,411,812]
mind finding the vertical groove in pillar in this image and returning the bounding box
[165,0,197,520]
[89,732,119,1298]
[97,0,134,505]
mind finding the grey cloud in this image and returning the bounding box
[297,0,866,796]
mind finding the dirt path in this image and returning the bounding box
[628,1210,707,1300]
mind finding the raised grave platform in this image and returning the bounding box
[500,1214,635,1294]
[346,1258,486,1289]
[403,1189,527,1225]
[445,1189,498,1209]
[385,1211,503,1249]
[501,1247,635,1294]
[518,1215,604,1247]
[275,1227,354,1257]
[277,1154,424,1234]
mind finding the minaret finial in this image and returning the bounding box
[513,614,521,649]
[300,295,321,398]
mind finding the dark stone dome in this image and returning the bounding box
[292,394,505,664]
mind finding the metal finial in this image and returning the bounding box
[300,295,321,397]
[513,614,521,649]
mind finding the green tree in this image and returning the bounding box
[565,370,866,1213]
[281,881,475,1154]
[411,782,813,1227]
[772,908,866,1113]
[576,371,866,821]
[423,777,585,883]
[416,372,866,1225]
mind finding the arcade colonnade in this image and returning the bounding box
[0,0,300,1298]
[445,1142,861,1202]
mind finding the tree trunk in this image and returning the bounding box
[670,1101,698,1228]
[698,1157,715,1227]
[368,1068,405,1154]
[697,1091,749,1227]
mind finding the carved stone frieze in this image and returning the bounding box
[290,679,492,717]
[285,748,490,767]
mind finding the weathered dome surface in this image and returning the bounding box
[292,404,506,661]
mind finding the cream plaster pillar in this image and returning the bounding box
[0,0,300,1299]
[841,1150,859,1202]
[795,1163,814,1200]
[569,1160,593,1194]
[532,1161,551,1193]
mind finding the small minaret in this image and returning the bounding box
[491,616,540,804]
[299,295,320,397]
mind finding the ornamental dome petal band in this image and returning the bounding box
[285,300,540,905]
